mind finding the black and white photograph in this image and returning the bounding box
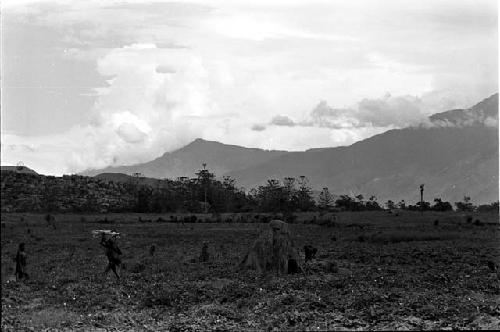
[1,0,499,330]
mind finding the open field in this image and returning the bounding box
[1,211,499,331]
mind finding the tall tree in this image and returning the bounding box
[195,163,215,212]
[319,187,333,211]
[296,176,315,211]
[257,179,284,212]
[455,196,475,212]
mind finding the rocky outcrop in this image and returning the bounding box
[1,172,136,213]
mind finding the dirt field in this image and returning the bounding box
[1,211,499,331]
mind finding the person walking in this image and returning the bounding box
[15,243,28,281]
[100,233,122,279]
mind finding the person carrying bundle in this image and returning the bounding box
[15,243,28,281]
[96,230,122,279]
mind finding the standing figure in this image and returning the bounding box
[149,244,156,257]
[15,243,28,280]
[304,245,318,262]
[199,242,210,262]
[419,184,425,213]
[100,233,122,279]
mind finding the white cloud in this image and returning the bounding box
[1,0,497,175]
[116,123,148,143]
[267,91,498,131]
[2,41,226,174]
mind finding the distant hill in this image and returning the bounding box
[81,138,288,179]
[0,165,38,175]
[227,126,498,204]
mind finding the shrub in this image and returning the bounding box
[477,202,499,213]
[455,196,475,212]
[432,198,453,211]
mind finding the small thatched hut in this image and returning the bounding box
[240,220,303,274]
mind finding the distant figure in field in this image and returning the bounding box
[304,245,318,262]
[149,244,156,257]
[199,242,210,262]
[487,260,496,272]
[45,214,56,229]
[100,233,122,279]
[15,243,28,281]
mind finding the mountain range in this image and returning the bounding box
[82,93,499,204]
[82,139,287,180]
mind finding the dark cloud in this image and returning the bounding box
[307,95,431,128]
[268,95,433,130]
[311,100,340,117]
[270,115,296,127]
[356,95,425,127]
[309,101,358,128]
[269,101,358,129]
[251,124,266,131]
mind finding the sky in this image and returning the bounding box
[1,0,498,175]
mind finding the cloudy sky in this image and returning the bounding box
[1,0,498,175]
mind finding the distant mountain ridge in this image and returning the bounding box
[83,93,499,204]
[227,93,498,203]
[429,93,498,126]
[227,126,498,204]
[81,138,288,179]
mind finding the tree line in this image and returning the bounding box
[129,166,498,214]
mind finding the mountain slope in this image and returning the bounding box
[429,93,498,126]
[227,94,498,204]
[82,139,288,179]
[0,165,38,175]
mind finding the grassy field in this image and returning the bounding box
[1,211,499,331]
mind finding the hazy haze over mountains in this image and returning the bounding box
[84,94,498,204]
